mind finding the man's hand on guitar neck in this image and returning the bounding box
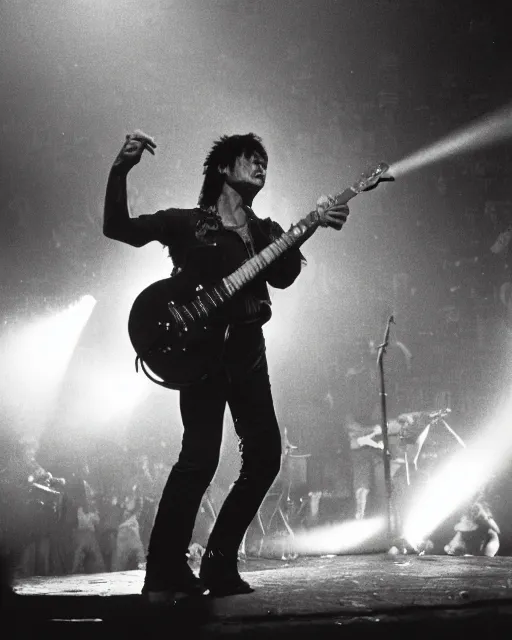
[349,422,401,450]
[355,432,384,450]
[347,423,380,450]
[314,195,349,230]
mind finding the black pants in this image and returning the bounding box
[144,324,282,591]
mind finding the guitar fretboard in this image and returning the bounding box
[167,161,388,330]
[221,222,308,297]
[168,215,317,330]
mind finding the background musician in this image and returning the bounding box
[444,499,500,557]
[343,337,405,520]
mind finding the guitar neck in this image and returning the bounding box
[219,161,389,299]
[171,162,388,325]
[220,213,318,299]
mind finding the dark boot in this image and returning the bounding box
[142,560,206,603]
[199,549,254,597]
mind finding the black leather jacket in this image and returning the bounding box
[105,205,304,324]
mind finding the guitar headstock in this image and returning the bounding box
[351,162,391,194]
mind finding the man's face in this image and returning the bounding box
[222,151,268,196]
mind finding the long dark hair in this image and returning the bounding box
[198,133,267,209]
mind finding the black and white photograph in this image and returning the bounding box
[1,0,512,637]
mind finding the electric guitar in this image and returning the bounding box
[353,430,384,451]
[128,162,389,389]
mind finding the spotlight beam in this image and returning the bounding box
[285,518,386,556]
[388,101,512,178]
[403,389,512,549]
[0,295,97,433]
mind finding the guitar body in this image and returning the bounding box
[126,162,390,390]
[128,270,228,389]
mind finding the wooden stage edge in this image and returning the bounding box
[3,554,512,638]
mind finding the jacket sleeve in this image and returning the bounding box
[104,210,163,247]
[104,208,187,248]
[263,219,305,289]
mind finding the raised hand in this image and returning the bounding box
[316,195,349,230]
[113,129,157,173]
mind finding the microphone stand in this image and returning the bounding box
[376,315,395,546]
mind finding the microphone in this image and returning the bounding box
[382,314,395,346]
[376,315,395,362]
[385,314,395,338]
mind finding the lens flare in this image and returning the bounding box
[402,390,512,549]
[286,517,386,556]
[0,295,97,431]
[388,101,512,178]
[71,367,150,426]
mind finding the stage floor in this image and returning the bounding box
[4,554,512,638]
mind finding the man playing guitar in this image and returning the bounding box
[103,130,349,602]
[346,415,405,520]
